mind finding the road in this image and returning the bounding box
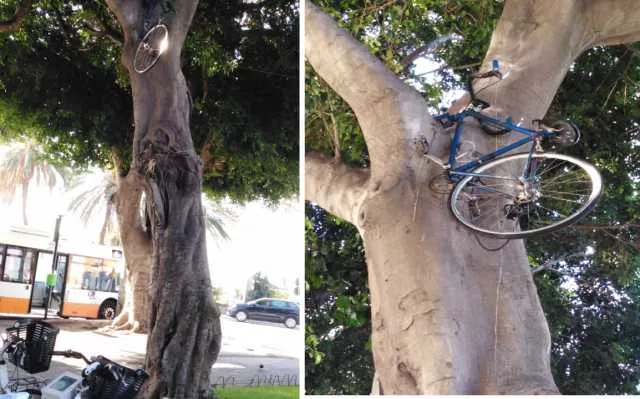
[0,315,300,389]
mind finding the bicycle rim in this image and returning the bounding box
[133,24,168,74]
[449,152,602,239]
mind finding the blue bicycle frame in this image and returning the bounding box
[434,109,557,182]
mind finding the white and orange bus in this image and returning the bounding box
[0,226,124,319]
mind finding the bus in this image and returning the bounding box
[0,226,124,319]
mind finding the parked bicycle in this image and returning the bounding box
[0,320,148,399]
[430,60,602,239]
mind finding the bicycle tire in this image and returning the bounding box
[449,152,602,239]
[133,24,168,74]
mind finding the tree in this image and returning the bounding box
[67,170,119,245]
[97,3,220,397]
[1,1,298,396]
[305,0,640,394]
[0,139,66,225]
[306,27,640,395]
[246,272,274,301]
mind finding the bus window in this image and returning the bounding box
[2,247,34,283]
[103,260,120,292]
[66,255,121,292]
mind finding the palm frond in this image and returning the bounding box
[0,139,64,207]
[202,196,238,242]
[66,170,118,235]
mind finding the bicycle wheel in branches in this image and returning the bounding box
[133,24,169,74]
[449,152,602,239]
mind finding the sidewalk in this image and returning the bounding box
[0,317,299,387]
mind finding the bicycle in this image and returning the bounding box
[0,320,148,399]
[430,60,603,239]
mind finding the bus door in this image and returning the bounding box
[29,252,68,310]
[0,245,37,314]
[31,251,53,308]
[51,254,68,311]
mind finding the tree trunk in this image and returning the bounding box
[105,2,221,397]
[98,200,113,245]
[111,169,151,333]
[305,0,640,394]
[21,181,28,225]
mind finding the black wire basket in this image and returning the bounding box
[82,356,148,399]
[6,319,59,373]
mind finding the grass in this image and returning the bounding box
[215,385,299,399]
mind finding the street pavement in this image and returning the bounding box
[0,314,300,389]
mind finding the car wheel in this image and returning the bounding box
[99,299,117,320]
[235,311,248,322]
[284,317,297,329]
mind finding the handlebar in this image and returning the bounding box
[467,59,505,108]
[52,350,91,365]
[52,351,126,382]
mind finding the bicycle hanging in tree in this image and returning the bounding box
[430,60,603,239]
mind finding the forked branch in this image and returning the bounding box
[0,0,32,33]
[306,151,370,225]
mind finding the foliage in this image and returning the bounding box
[214,385,299,399]
[306,0,503,163]
[527,43,640,394]
[305,0,640,395]
[246,272,278,301]
[0,0,299,203]
[305,203,372,395]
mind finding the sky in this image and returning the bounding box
[0,160,302,302]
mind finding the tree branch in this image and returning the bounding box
[531,252,588,275]
[305,2,432,178]
[305,151,370,225]
[588,0,640,46]
[104,0,142,41]
[82,21,124,45]
[0,0,32,33]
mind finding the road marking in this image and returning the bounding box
[212,363,245,369]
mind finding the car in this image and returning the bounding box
[228,298,299,328]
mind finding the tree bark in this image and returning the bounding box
[98,200,113,245]
[305,0,640,394]
[105,2,221,397]
[111,169,151,334]
[21,181,28,226]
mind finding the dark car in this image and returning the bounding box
[228,298,299,328]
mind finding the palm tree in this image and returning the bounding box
[67,170,118,245]
[202,194,237,243]
[67,169,236,245]
[0,139,67,225]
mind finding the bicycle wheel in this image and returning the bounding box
[449,152,602,239]
[133,24,169,74]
